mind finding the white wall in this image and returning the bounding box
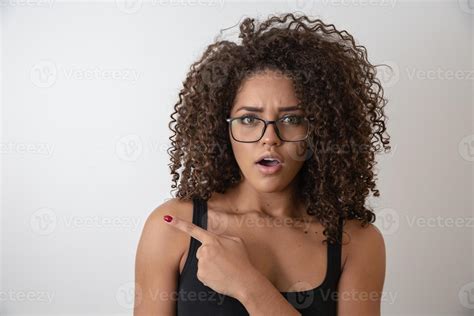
[1,0,472,315]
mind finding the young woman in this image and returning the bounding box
[134,13,389,316]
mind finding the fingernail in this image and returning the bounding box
[163,215,173,222]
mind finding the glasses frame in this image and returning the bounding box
[225,115,315,143]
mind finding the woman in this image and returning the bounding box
[134,12,389,316]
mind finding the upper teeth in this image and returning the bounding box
[263,158,277,161]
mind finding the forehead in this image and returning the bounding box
[231,70,300,113]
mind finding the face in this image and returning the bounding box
[228,69,310,193]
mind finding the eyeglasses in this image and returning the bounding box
[226,114,315,143]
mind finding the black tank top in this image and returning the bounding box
[176,197,343,316]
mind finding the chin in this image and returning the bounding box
[252,178,288,192]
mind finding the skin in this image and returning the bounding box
[134,70,386,316]
[224,69,310,220]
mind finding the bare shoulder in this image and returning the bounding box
[134,197,195,314]
[136,197,195,263]
[337,219,386,315]
[342,219,385,244]
[341,219,386,270]
[147,197,194,226]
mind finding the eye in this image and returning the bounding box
[281,115,304,125]
[239,115,259,125]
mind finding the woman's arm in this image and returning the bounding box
[337,222,386,316]
[160,208,303,315]
[236,269,302,316]
[134,200,190,316]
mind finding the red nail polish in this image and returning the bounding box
[163,215,173,222]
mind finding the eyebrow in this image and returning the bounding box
[236,105,302,113]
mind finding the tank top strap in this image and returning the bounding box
[191,197,208,229]
[177,198,208,282]
[325,216,344,285]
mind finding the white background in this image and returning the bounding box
[1,0,473,315]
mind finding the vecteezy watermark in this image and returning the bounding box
[116,281,227,309]
[376,60,399,88]
[286,0,318,13]
[116,132,392,165]
[319,288,398,305]
[285,282,316,309]
[375,208,400,235]
[286,287,398,309]
[375,208,474,235]
[458,0,474,14]
[175,289,227,305]
[30,60,57,88]
[115,134,217,163]
[458,134,474,162]
[30,208,58,236]
[114,135,227,163]
[116,281,140,310]
[195,209,315,236]
[0,0,55,8]
[234,214,314,232]
[458,281,474,309]
[114,0,225,15]
[30,207,142,235]
[62,67,140,81]
[115,134,144,162]
[405,215,474,229]
[406,67,474,81]
[30,60,140,88]
[0,289,55,304]
[0,141,55,158]
[321,0,397,8]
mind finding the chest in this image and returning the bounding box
[179,210,329,292]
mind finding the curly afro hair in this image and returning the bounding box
[167,12,392,245]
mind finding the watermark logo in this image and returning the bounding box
[201,60,230,88]
[29,208,142,235]
[31,60,57,88]
[458,0,474,14]
[285,281,315,309]
[205,211,229,235]
[458,134,474,162]
[31,60,140,88]
[115,0,143,14]
[116,134,144,162]
[287,0,316,12]
[376,208,399,235]
[376,60,399,88]
[459,281,474,309]
[30,207,57,236]
[116,281,140,309]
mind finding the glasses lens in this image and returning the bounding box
[231,116,265,142]
[276,115,309,141]
[231,116,308,142]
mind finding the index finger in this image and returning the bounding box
[163,214,216,244]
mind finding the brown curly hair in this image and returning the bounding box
[167,12,392,245]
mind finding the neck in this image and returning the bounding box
[223,177,305,219]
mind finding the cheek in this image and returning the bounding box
[229,138,251,167]
[282,142,309,164]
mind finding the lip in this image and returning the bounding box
[255,160,283,175]
[255,152,284,164]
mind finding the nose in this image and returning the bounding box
[260,122,281,146]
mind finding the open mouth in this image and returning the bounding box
[256,158,281,166]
